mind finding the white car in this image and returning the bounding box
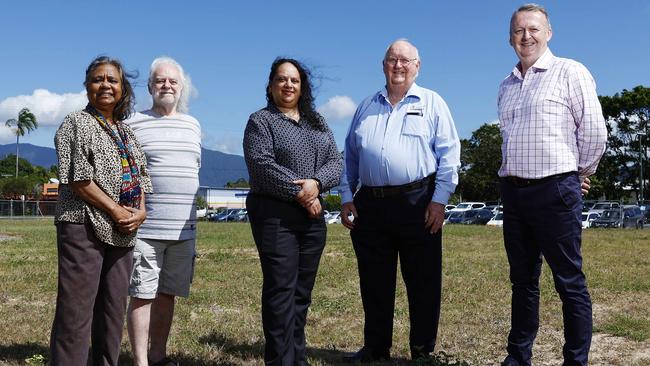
[326,211,341,224]
[581,211,600,229]
[486,212,503,227]
[450,202,486,212]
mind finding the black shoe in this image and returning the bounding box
[410,345,432,360]
[343,347,391,363]
[500,355,520,366]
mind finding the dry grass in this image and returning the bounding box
[0,219,649,365]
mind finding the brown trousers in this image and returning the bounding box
[50,223,133,366]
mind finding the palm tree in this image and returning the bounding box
[5,108,38,178]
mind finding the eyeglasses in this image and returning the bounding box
[154,78,179,86]
[384,57,417,66]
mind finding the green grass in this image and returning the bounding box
[595,314,650,342]
[0,220,649,365]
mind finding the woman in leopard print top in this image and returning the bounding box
[50,56,152,366]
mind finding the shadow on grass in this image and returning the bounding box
[198,331,410,365]
[0,342,49,363]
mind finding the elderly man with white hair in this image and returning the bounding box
[340,39,460,362]
[125,56,201,366]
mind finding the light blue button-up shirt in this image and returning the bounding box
[340,83,460,205]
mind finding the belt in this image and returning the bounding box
[504,172,574,188]
[363,174,435,198]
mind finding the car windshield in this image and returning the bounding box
[600,210,621,219]
[449,212,464,218]
[456,203,471,209]
[593,203,612,209]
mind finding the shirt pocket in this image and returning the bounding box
[540,95,568,118]
[401,115,429,137]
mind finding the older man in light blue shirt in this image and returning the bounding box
[340,39,460,363]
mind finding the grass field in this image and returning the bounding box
[0,219,649,365]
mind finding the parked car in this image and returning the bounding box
[208,208,244,222]
[590,201,621,215]
[582,199,597,212]
[486,212,503,227]
[639,202,650,224]
[326,211,341,224]
[447,209,494,225]
[581,211,600,229]
[450,202,486,212]
[591,206,644,229]
[231,209,248,222]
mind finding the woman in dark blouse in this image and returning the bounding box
[243,58,342,365]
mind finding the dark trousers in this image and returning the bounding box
[350,183,442,354]
[50,223,133,366]
[247,194,327,366]
[501,173,592,366]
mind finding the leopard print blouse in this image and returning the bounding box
[54,110,153,247]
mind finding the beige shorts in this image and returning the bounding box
[129,237,196,299]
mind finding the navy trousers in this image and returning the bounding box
[247,194,326,366]
[501,173,592,366]
[350,182,442,354]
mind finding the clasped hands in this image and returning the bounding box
[293,179,321,219]
[111,204,147,234]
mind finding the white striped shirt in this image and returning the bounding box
[497,48,607,180]
[126,110,201,240]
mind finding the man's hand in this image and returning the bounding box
[424,202,445,234]
[341,202,358,230]
[293,179,319,208]
[581,177,591,196]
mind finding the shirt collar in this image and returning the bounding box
[379,82,423,104]
[511,48,554,79]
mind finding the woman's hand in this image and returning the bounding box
[306,199,322,219]
[293,179,320,208]
[117,206,147,234]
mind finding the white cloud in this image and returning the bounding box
[317,95,357,122]
[0,89,87,144]
[0,89,87,128]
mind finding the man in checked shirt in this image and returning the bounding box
[498,4,607,366]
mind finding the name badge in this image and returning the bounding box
[406,106,423,116]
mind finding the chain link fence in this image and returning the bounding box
[0,200,57,217]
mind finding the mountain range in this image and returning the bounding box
[0,143,249,187]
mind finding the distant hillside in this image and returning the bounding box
[0,143,58,168]
[0,143,248,187]
[198,148,249,187]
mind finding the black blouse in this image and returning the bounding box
[243,104,343,202]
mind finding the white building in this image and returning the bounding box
[198,186,249,209]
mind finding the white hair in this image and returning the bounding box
[148,56,192,113]
[384,38,420,61]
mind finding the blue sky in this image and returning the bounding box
[1,0,649,155]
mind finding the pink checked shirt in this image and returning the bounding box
[497,48,607,180]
